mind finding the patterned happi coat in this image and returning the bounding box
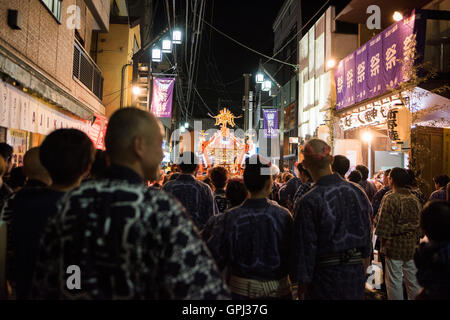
[163,174,218,231]
[207,198,293,281]
[31,165,230,300]
[291,174,373,300]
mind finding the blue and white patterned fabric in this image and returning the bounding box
[279,177,302,204]
[31,165,230,300]
[164,174,218,231]
[206,198,293,281]
[290,173,373,300]
[292,180,313,215]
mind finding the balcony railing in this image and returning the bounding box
[73,40,103,100]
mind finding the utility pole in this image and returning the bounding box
[243,74,251,133]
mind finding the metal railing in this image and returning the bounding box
[73,40,103,100]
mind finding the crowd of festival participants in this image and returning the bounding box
[0,107,449,300]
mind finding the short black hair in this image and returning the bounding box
[332,155,350,177]
[8,166,26,189]
[421,201,450,242]
[0,143,13,161]
[209,166,228,189]
[177,152,199,173]
[433,175,450,188]
[356,165,369,181]
[389,167,410,188]
[40,129,94,185]
[226,177,248,207]
[348,170,362,183]
[297,162,312,180]
[243,155,271,193]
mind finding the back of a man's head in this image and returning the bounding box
[105,107,158,162]
[302,139,332,172]
[209,166,228,189]
[332,155,350,177]
[434,175,450,188]
[40,129,94,186]
[348,170,362,184]
[356,165,369,181]
[421,201,450,242]
[0,143,13,161]
[23,147,51,184]
[177,152,199,174]
[389,167,410,189]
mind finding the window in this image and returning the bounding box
[41,0,62,22]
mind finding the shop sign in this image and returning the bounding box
[339,104,389,131]
[387,105,411,143]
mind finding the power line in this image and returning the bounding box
[201,17,298,69]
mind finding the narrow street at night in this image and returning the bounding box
[0,0,449,313]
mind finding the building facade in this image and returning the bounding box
[332,0,450,197]
[0,0,110,163]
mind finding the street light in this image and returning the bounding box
[184,122,189,128]
[262,80,272,91]
[162,39,172,53]
[172,30,182,44]
[393,11,403,22]
[132,86,141,95]
[256,73,264,84]
[326,58,336,69]
[152,47,162,62]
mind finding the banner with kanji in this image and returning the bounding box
[150,77,175,118]
[335,11,421,110]
[262,109,278,138]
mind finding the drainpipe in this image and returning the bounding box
[120,63,132,109]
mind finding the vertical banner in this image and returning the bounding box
[150,77,175,118]
[9,87,19,130]
[262,109,279,138]
[355,44,369,103]
[383,23,403,91]
[367,32,384,99]
[343,53,356,107]
[19,92,30,132]
[335,60,345,110]
[0,82,9,127]
[400,13,417,82]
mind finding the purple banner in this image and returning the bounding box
[383,22,403,91]
[343,53,356,107]
[367,32,384,99]
[150,77,175,118]
[335,60,345,110]
[263,109,278,138]
[335,12,418,111]
[355,44,368,103]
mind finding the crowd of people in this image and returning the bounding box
[0,107,449,300]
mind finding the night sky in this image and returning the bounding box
[200,0,283,117]
[150,0,330,120]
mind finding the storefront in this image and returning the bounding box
[332,9,450,197]
[0,79,107,166]
[334,93,411,177]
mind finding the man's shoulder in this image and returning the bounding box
[268,200,292,218]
